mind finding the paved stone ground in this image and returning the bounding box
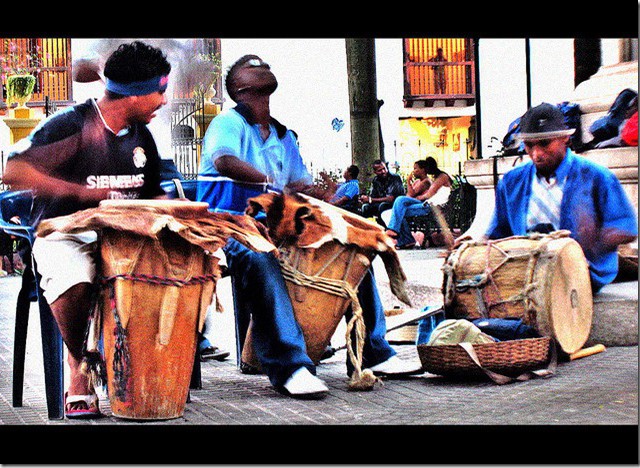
[0,249,638,464]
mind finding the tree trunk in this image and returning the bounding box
[345,38,381,181]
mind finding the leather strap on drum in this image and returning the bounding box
[457,339,557,385]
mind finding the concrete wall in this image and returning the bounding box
[477,39,576,158]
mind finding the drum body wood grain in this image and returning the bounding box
[442,233,593,354]
[99,201,218,420]
[241,241,376,367]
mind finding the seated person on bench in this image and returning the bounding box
[384,157,452,249]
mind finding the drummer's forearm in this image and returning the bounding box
[3,160,102,202]
[598,229,637,252]
[214,155,269,183]
[372,195,393,204]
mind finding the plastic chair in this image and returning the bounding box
[160,178,198,201]
[0,190,64,420]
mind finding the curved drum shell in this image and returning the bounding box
[443,234,593,354]
[242,241,376,367]
[101,227,217,420]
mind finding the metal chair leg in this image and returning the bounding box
[231,276,251,368]
[190,343,202,390]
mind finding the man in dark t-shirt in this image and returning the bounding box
[359,159,405,226]
[7,98,164,227]
[4,41,170,419]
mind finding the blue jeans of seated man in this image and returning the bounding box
[387,196,431,247]
[224,237,314,388]
[224,237,396,386]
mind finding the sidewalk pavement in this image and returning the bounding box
[0,247,638,465]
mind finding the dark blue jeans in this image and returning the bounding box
[387,196,431,247]
[224,238,396,387]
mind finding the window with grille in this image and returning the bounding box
[0,38,72,106]
[403,38,475,107]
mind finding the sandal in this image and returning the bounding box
[64,392,102,419]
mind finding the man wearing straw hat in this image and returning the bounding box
[486,102,637,293]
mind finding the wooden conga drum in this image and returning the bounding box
[97,200,219,420]
[442,231,593,354]
[240,192,409,379]
[241,241,377,367]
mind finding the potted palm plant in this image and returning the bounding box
[6,74,36,109]
[0,40,42,113]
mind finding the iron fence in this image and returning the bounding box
[44,96,58,117]
[171,95,205,180]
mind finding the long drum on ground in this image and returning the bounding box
[442,231,593,354]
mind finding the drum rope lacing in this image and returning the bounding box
[443,231,570,321]
[278,257,381,391]
[105,282,131,401]
[101,272,218,287]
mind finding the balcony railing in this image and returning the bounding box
[403,38,476,107]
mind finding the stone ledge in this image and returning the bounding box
[571,61,638,114]
[586,281,639,347]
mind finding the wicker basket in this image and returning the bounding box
[417,336,552,379]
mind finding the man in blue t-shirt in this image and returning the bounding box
[4,41,170,419]
[320,165,360,213]
[198,55,423,400]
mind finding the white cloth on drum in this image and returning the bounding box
[32,231,98,304]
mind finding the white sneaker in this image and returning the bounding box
[281,367,329,399]
[368,356,424,378]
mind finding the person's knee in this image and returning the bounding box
[50,282,94,312]
[378,202,392,214]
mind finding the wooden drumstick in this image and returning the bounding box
[431,204,455,249]
[569,344,606,360]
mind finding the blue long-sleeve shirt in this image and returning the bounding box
[486,149,638,292]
